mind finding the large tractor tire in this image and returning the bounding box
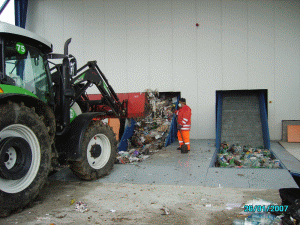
[70,121,117,180]
[0,102,51,217]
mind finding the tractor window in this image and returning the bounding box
[4,40,50,102]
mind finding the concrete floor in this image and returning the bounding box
[51,139,299,189]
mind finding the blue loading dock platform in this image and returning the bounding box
[50,89,299,189]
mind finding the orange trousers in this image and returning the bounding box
[177,130,190,150]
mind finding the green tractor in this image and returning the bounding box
[0,22,127,216]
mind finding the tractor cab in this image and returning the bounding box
[0,22,53,103]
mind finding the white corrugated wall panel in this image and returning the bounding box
[126,0,150,92]
[62,1,84,68]
[43,0,64,54]
[149,0,172,92]
[247,0,276,139]
[222,0,248,90]
[172,0,197,139]
[83,0,105,68]
[274,0,300,140]
[104,0,128,93]
[247,0,274,90]
[197,0,222,139]
[27,0,45,38]
[83,0,105,94]
[26,0,300,140]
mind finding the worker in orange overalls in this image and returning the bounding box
[175,98,192,153]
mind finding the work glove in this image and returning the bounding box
[177,124,183,130]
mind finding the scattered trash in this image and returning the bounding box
[232,198,283,224]
[116,89,178,164]
[226,203,242,210]
[205,204,212,208]
[160,207,170,215]
[279,188,300,225]
[70,198,76,205]
[56,214,67,219]
[110,209,116,213]
[216,142,282,168]
[75,201,88,213]
[243,198,274,209]
[36,217,50,221]
[233,213,282,225]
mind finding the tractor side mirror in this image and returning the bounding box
[34,57,39,66]
[69,57,77,77]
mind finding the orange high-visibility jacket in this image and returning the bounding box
[175,105,192,130]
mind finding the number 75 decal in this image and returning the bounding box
[16,42,26,55]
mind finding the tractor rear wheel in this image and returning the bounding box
[70,121,117,180]
[0,102,51,217]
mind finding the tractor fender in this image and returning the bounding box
[56,112,106,161]
[0,93,56,141]
[0,93,41,105]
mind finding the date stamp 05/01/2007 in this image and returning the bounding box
[244,205,288,213]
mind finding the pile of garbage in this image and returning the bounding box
[228,188,300,224]
[232,196,300,225]
[233,212,282,225]
[216,142,281,169]
[116,89,177,164]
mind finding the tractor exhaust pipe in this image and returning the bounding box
[64,38,72,56]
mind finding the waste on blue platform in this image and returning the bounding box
[116,89,176,164]
[216,142,282,169]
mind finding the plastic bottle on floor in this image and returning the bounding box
[232,219,253,225]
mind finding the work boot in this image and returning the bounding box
[177,147,181,150]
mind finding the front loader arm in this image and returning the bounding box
[71,61,126,117]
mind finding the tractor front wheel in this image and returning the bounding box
[0,102,51,217]
[70,121,117,180]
